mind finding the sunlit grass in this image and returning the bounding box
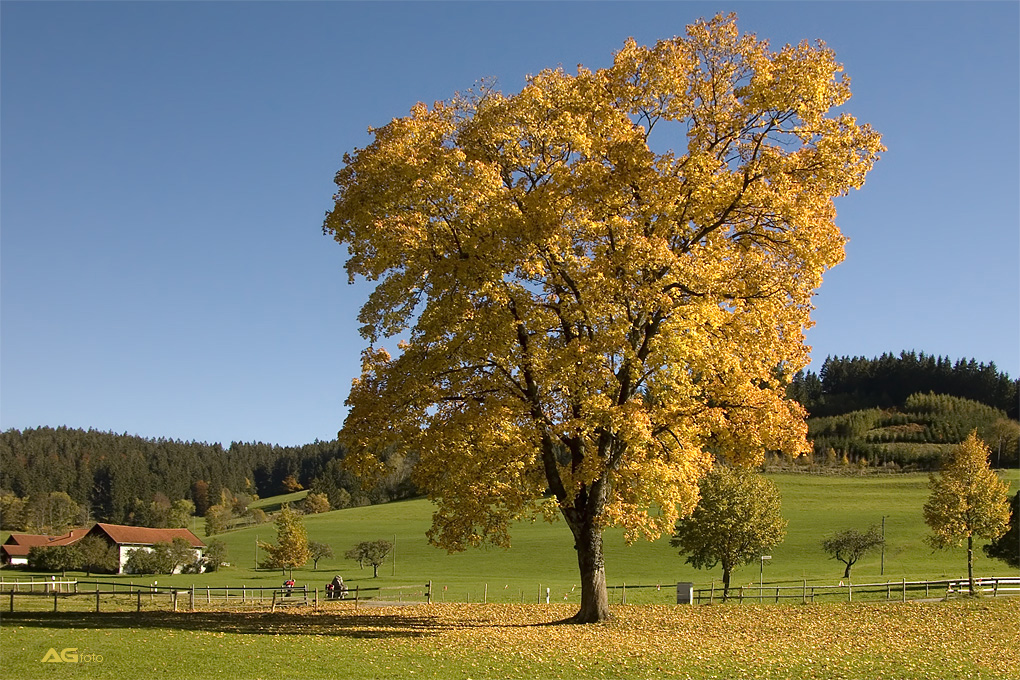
[2,599,1017,679]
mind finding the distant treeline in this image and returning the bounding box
[0,427,416,531]
[788,351,1018,420]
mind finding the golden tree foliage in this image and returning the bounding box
[923,431,1010,593]
[324,14,882,621]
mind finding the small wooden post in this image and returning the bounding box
[172,590,178,612]
[9,589,15,613]
[622,582,626,605]
[848,582,853,603]
[902,578,906,602]
[53,591,58,612]
[96,589,101,613]
[802,580,807,605]
[355,585,360,610]
[427,581,432,605]
[137,590,142,612]
[190,585,195,611]
[242,585,246,603]
[886,581,891,600]
[738,587,744,605]
[484,583,488,604]
[710,581,715,604]
[207,586,211,604]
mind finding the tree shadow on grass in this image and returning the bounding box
[0,609,454,639]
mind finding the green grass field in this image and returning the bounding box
[6,472,1016,603]
[2,472,1019,679]
[2,600,1017,679]
[110,471,1020,602]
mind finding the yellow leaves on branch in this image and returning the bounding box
[324,13,883,553]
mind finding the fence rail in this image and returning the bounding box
[692,576,1020,605]
[2,576,1017,613]
[1,578,434,614]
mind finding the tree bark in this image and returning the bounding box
[722,567,732,602]
[570,517,611,623]
[967,534,975,596]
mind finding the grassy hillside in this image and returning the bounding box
[15,472,1012,604]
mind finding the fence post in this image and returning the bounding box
[848,582,853,603]
[738,587,744,605]
[137,590,141,612]
[710,581,715,604]
[427,581,432,605]
[96,589,101,613]
[9,589,14,613]
[53,591,58,612]
[207,586,211,605]
[190,585,195,611]
[775,587,780,603]
[802,580,807,605]
[355,585,360,610]
[902,578,906,602]
[242,585,246,603]
[886,581,891,600]
[484,583,487,605]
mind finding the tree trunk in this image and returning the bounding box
[569,516,611,623]
[967,534,975,596]
[372,563,379,578]
[721,568,732,602]
[843,561,852,579]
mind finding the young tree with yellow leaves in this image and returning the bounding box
[324,14,882,623]
[924,432,1010,595]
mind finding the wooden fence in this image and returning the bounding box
[1,579,433,613]
[3,576,1016,613]
[692,576,1020,604]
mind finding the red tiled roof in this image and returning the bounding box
[89,523,205,548]
[1,528,89,557]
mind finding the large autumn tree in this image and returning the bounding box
[324,14,882,623]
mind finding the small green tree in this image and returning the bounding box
[27,544,82,575]
[821,526,884,578]
[345,540,393,578]
[167,537,198,573]
[168,499,196,528]
[202,539,227,572]
[983,491,1019,570]
[125,544,173,575]
[924,432,1010,595]
[77,535,119,575]
[309,541,334,569]
[204,504,232,536]
[670,466,787,601]
[258,505,310,577]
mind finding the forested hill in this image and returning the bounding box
[0,427,416,529]
[788,351,1018,420]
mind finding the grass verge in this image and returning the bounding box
[1,599,1017,679]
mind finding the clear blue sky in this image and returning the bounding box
[2,1,1017,447]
